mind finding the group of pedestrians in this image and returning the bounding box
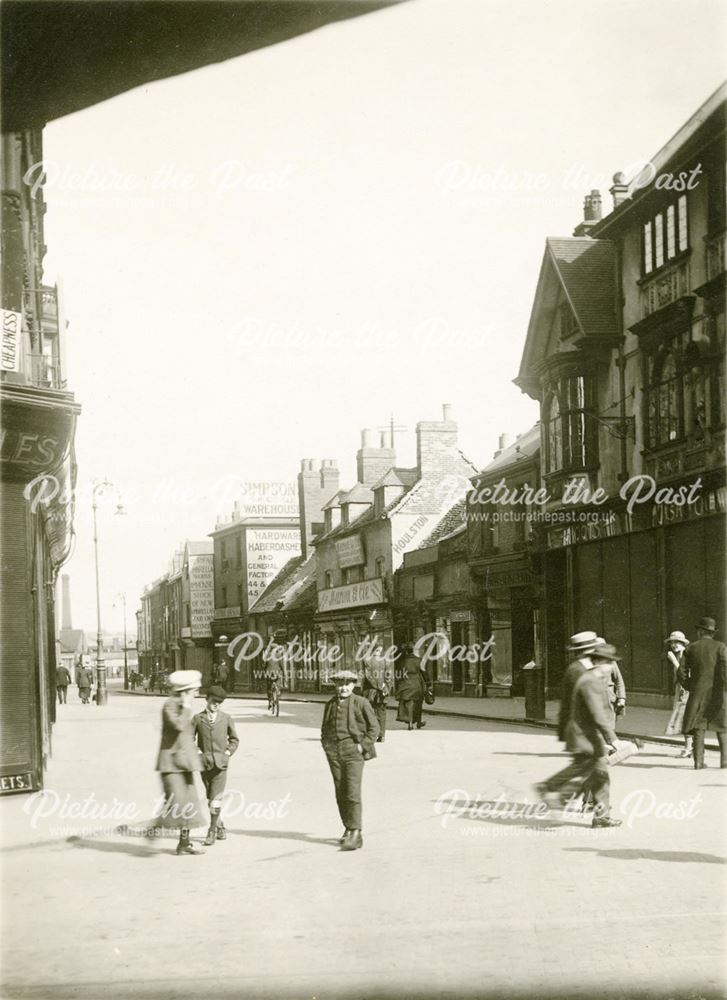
[55,663,94,705]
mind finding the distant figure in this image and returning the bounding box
[679,617,727,769]
[664,630,691,758]
[216,660,230,694]
[56,665,71,704]
[76,664,93,705]
[362,657,393,742]
[395,644,432,731]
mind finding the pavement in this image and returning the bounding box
[1,685,726,1000]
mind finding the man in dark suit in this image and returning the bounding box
[362,656,393,742]
[536,644,622,828]
[679,617,727,769]
[56,665,71,704]
[193,685,240,845]
[321,669,380,851]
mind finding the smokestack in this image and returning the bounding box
[61,574,72,629]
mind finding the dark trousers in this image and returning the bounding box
[692,730,727,767]
[323,738,365,830]
[365,691,387,738]
[544,753,610,813]
[57,686,68,704]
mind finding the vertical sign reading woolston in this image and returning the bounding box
[246,529,300,604]
[190,553,214,637]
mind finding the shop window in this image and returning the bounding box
[544,374,593,473]
[643,195,688,275]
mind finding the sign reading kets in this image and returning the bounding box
[318,578,384,612]
[189,553,214,638]
[335,534,365,569]
[1,309,22,372]
[246,528,300,604]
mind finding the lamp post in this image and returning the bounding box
[114,592,129,690]
[92,479,125,706]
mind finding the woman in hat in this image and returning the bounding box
[395,645,431,731]
[154,669,206,855]
[664,630,692,757]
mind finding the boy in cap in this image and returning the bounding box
[321,669,379,851]
[193,685,239,845]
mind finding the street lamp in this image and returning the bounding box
[92,479,125,706]
[114,592,129,691]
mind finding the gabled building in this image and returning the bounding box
[515,84,726,704]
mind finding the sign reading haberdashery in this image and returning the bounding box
[189,552,214,637]
[318,578,385,612]
[335,534,365,568]
[246,528,300,603]
[1,309,22,372]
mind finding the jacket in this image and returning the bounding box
[679,637,727,733]
[193,709,239,770]
[155,698,203,773]
[557,657,590,741]
[362,662,393,699]
[607,663,626,705]
[321,693,380,759]
[396,659,431,703]
[565,668,617,757]
[76,667,93,689]
[56,666,71,686]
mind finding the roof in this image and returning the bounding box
[248,555,317,615]
[322,490,348,511]
[370,467,418,489]
[340,483,374,505]
[59,629,86,654]
[545,238,618,339]
[477,423,541,477]
[417,500,467,549]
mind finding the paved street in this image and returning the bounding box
[1,689,726,1000]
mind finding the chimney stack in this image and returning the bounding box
[493,432,513,459]
[416,404,459,478]
[298,458,340,559]
[610,171,628,209]
[356,427,396,486]
[61,574,72,630]
[573,189,602,236]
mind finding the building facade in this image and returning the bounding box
[1,128,81,794]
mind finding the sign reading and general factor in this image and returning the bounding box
[335,534,365,568]
[318,578,384,612]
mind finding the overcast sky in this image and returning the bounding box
[41,0,727,635]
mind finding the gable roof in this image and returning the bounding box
[417,500,467,549]
[370,467,418,489]
[476,423,541,478]
[59,628,86,654]
[248,555,317,615]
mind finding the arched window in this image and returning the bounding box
[648,351,680,445]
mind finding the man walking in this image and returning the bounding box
[76,663,93,704]
[56,664,71,704]
[321,669,379,851]
[362,655,392,742]
[193,685,239,845]
[557,631,599,741]
[536,644,622,828]
[679,617,727,769]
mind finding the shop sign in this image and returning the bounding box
[318,578,384,612]
[0,771,36,794]
[1,309,22,371]
[246,528,300,603]
[335,534,365,568]
[214,606,241,619]
[189,553,214,637]
[450,610,472,622]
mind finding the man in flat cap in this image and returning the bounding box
[321,670,379,851]
[679,617,727,769]
[193,685,239,845]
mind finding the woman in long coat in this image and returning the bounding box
[663,630,691,757]
[395,648,430,730]
[155,670,206,855]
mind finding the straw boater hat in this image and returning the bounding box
[568,631,598,653]
[168,670,202,692]
[665,630,689,645]
[330,670,358,682]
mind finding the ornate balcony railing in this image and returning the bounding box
[639,258,691,319]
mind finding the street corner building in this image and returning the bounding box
[512,84,726,705]
[0,129,81,794]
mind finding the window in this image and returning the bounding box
[237,584,243,607]
[544,374,592,473]
[643,196,689,274]
[221,586,227,608]
[344,566,362,585]
[236,537,242,568]
[324,571,333,590]
[648,352,680,445]
[374,556,386,580]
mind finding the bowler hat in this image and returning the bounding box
[697,617,717,633]
[206,685,227,702]
[168,669,202,692]
[568,630,598,653]
[590,643,621,662]
[330,670,358,682]
[665,630,688,645]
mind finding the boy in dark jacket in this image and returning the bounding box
[193,686,239,845]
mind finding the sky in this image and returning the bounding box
[40,0,727,635]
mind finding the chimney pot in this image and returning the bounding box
[583,189,602,222]
[610,171,629,209]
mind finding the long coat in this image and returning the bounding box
[679,637,727,733]
[395,664,428,703]
[557,657,590,741]
[156,698,203,773]
[565,669,617,757]
[321,693,380,759]
[76,667,93,690]
[193,710,239,770]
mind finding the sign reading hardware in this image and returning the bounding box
[335,535,365,568]
[318,578,384,612]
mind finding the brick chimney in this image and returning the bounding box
[356,429,396,486]
[416,404,459,478]
[61,573,72,630]
[297,458,340,559]
[610,171,629,209]
[573,189,602,236]
[493,432,513,459]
